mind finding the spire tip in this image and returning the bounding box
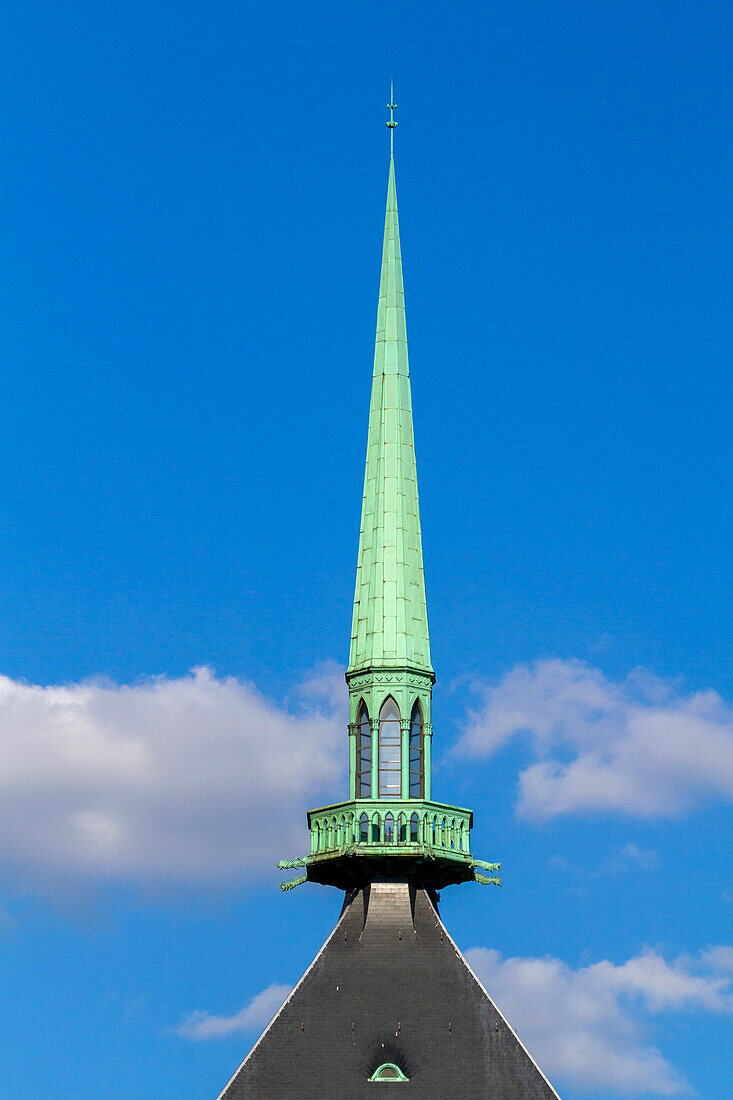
[386,80,397,154]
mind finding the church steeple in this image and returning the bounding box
[275,98,500,894]
[348,99,432,679]
[217,102,561,1100]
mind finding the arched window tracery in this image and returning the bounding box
[378,697,401,798]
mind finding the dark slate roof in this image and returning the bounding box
[217,881,560,1099]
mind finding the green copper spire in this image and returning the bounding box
[279,102,500,899]
[348,99,432,678]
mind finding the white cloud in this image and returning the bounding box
[465,945,733,1096]
[701,945,733,974]
[458,659,733,819]
[0,663,345,891]
[178,982,293,1040]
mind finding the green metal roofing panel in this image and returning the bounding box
[348,153,432,676]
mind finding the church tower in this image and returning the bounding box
[216,97,560,1099]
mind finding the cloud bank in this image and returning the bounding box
[3,655,731,895]
[0,664,345,890]
[458,659,733,819]
[465,944,733,1096]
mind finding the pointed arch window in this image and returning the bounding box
[356,703,372,798]
[410,812,419,842]
[409,701,424,798]
[378,697,401,798]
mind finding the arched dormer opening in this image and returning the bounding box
[409,700,424,798]
[356,701,372,798]
[378,696,401,799]
[369,1062,409,1082]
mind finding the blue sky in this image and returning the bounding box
[1,2,732,1096]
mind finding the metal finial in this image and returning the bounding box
[387,79,397,153]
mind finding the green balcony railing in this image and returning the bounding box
[307,799,473,859]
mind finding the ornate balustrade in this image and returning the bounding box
[307,799,473,860]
